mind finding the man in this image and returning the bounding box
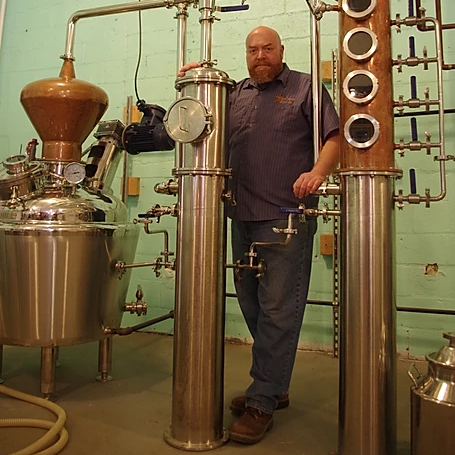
[179,26,339,445]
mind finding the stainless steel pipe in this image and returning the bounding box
[310,13,322,162]
[63,0,191,60]
[199,0,214,64]
[174,3,189,170]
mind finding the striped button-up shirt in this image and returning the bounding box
[228,64,339,221]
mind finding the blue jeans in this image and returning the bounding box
[231,217,317,415]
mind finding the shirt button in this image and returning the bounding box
[254,106,257,110]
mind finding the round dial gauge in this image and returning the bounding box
[64,162,86,184]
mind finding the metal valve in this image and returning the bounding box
[136,203,179,223]
[124,285,147,316]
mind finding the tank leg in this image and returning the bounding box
[40,346,58,398]
[96,336,113,382]
[0,345,4,384]
[55,346,61,368]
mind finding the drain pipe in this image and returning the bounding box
[0,0,7,56]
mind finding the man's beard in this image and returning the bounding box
[249,62,283,84]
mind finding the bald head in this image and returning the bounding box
[246,26,282,48]
[245,27,284,84]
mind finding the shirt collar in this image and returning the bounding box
[244,63,290,90]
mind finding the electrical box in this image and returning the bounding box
[320,233,334,256]
[321,61,332,83]
[120,177,140,197]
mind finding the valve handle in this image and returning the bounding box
[137,213,153,219]
[410,75,417,99]
[408,0,415,16]
[409,168,417,194]
[409,36,415,58]
[218,5,249,12]
[411,117,418,142]
[280,207,304,214]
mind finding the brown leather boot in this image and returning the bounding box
[230,407,273,444]
[229,393,289,415]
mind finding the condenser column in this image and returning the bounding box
[164,68,234,451]
[336,1,401,455]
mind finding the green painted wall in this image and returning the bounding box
[0,0,453,357]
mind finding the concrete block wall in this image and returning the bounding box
[0,0,454,357]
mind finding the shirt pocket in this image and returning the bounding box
[230,103,249,133]
[271,103,301,134]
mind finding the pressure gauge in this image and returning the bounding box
[64,162,86,184]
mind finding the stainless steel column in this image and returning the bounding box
[164,1,233,449]
[164,67,233,451]
[338,173,397,455]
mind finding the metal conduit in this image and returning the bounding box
[227,293,455,316]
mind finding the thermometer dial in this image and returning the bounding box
[64,162,86,184]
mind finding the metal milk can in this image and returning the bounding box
[409,332,455,455]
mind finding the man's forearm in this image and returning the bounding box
[312,132,340,178]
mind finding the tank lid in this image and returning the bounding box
[428,332,455,366]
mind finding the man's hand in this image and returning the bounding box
[293,132,340,198]
[177,62,202,77]
[293,171,326,198]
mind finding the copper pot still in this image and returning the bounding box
[409,332,455,455]
[20,58,109,162]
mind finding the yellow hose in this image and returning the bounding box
[0,384,69,455]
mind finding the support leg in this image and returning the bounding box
[0,345,4,384]
[40,346,58,398]
[96,336,113,382]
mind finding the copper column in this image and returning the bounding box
[336,1,401,454]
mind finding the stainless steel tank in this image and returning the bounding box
[0,58,140,395]
[0,170,139,347]
[409,332,455,455]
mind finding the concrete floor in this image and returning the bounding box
[0,332,423,455]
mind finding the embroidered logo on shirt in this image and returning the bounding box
[275,94,296,105]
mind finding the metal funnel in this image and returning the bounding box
[20,58,109,162]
